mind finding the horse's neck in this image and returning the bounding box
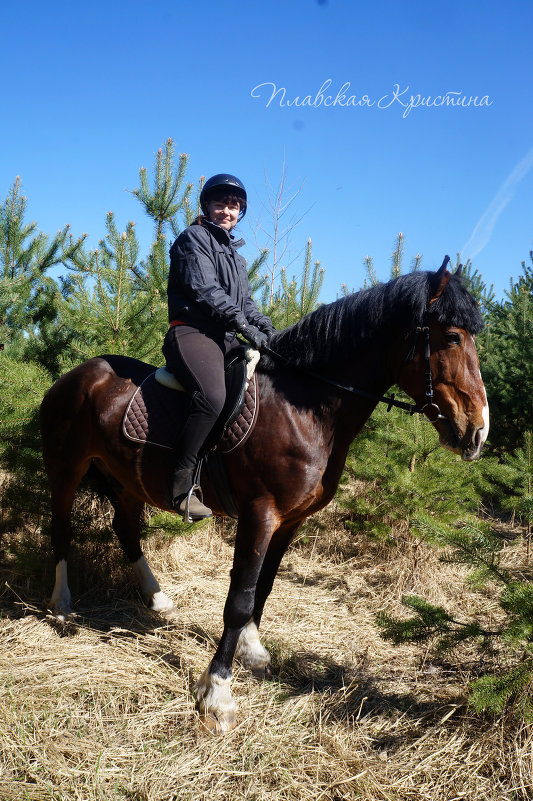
[269,345,394,447]
[265,352,394,506]
[328,352,394,444]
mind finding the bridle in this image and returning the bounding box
[399,323,447,423]
[261,317,448,424]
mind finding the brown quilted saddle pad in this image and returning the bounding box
[123,367,258,454]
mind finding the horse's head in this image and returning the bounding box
[397,260,489,461]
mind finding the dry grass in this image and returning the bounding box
[1,505,532,801]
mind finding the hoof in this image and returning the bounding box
[48,600,74,623]
[235,620,271,676]
[198,711,238,735]
[158,605,179,621]
[52,611,74,623]
[47,608,78,636]
[250,663,272,680]
[194,668,237,735]
[148,590,175,615]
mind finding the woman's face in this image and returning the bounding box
[207,198,240,231]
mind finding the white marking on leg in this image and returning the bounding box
[194,668,237,733]
[235,619,271,671]
[132,556,174,613]
[49,559,72,619]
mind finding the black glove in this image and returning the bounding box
[239,323,269,350]
[259,321,276,338]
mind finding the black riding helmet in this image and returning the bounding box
[200,173,247,220]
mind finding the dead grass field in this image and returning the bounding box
[1,504,532,801]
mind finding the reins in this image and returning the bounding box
[260,321,447,424]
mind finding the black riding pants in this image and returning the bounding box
[162,324,233,475]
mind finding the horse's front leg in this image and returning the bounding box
[194,501,278,733]
[235,520,302,676]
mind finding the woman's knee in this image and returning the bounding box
[200,385,226,417]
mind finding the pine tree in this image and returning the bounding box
[0,352,52,532]
[391,232,404,279]
[376,515,533,719]
[131,138,192,240]
[363,233,413,288]
[0,177,84,358]
[482,255,533,451]
[246,248,270,303]
[59,213,166,363]
[457,256,495,315]
[267,239,324,328]
[337,404,483,541]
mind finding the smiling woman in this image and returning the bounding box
[162,173,276,519]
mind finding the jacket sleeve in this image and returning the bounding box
[233,251,276,334]
[171,227,247,329]
[244,290,276,334]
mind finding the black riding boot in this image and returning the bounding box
[169,391,220,520]
[169,467,212,521]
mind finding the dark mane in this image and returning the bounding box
[267,271,484,370]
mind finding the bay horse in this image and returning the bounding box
[40,259,488,733]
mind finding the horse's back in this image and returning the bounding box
[39,355,155,441]
[98,354,156,385]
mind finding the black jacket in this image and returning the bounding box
[167,219,274,337]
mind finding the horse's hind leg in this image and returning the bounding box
[48,460,92,619]
[41,371,97,617]
[108,486,174,614]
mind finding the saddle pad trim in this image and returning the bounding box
[217,373,259,454]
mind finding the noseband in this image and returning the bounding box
[262,320,448,423]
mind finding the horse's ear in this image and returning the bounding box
[428,255,451,305]
[455,263,463,277]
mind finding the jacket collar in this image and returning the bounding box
[197,218,245,249]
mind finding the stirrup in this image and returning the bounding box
[183,484,205,523]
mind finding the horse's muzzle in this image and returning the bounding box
[461,427,485,462]
[438,419,487,462]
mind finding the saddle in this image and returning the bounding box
[122,346,259,455]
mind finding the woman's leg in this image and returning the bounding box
[162,326,226,512]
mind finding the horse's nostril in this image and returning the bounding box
[467,427,484,458]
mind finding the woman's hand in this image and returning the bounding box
[239,323,269,350]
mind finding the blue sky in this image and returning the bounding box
[2,0,532,302]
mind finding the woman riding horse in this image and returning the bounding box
[40,256,489,733]
[163,173,275,519]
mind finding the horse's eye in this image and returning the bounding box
[445,332,463,346]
